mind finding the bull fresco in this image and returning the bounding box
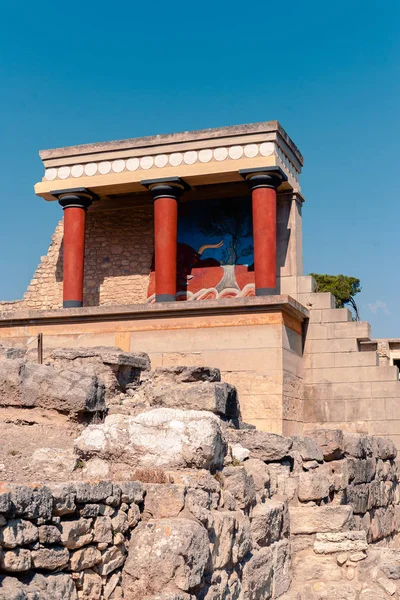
[147,197,256,301]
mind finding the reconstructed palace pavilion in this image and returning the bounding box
[1,121,400,444]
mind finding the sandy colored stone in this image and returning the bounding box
[289,505,354,535]
[314,531,368,554]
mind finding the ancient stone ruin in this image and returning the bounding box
[0,345,400,599]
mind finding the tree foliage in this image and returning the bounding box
[309,273,361,320]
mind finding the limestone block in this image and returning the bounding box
[31,546,70,570]
[225,429,292,462]
[304,338,359,353]
[289,505,354,535]
[151,366,220,383]
[298,292,336,310]
[0,358,106,414]
[123,518,209,596]
[81,570,103,599]
[272,539,291,598]
[59,518,93,549]
[0,518,38,548]
[38,525,62,544]
[346,484,370,514]
[309,308,352,324]
[93,516,113,544]
[75,481,113,503]
[242,459,270,502]
[251,498,288,547]
[379,548,400,579]
[209,510,252,569]
[0,573,77,600]
[292,550,342,582]
[372,437,397,460]
[133,379,240,419]
[291,436,323,462]
[97,545,126,576]
[347,458,376,484]
[69,545,102,571]
[8,485,53,520]
[308,429,344,461]
[343,433,373,458]
[144,484,185,519]
[0,547,31,571]
[47,483,77,516]
[75,408,227,471]
[314,531,368,554]
[220,467,256,511]
[240,547,274,600]
[298,466,331,502]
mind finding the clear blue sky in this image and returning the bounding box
[0,0,399,337]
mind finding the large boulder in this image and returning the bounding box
[123,518,209,598]
[289,505,354,535]
[75,408,227,471]
[48,346,150,399]
[0,358,105,415]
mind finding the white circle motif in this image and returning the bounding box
[98,161,111,175]
[214,147,228,161]
[112,159,125,173]
[169,153,183,167]
[244,144,258,158]
[184,151,197,165]
[154,154,168,168]
[229,146,243,160]
[260,142,275,157]
[71,164,84,178]
[44,168,57,181]
[126,158,139,171]
[85,163,98,176]
[58,166,71,180]
[198,149,212,163]
[140,156,154,170]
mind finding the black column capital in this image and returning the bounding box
[239,167,287,191]
[51,187,98,210]
[141,177,191,201]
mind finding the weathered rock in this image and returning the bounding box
[373,437,397,460]
[220,466,256,511]
[31,447,78,479]
[272,539,291,597]
[124,518,209,595]
[251,499,288,548]
[343,433,373,458]
[47,483,76,516]
[0,547,31,571]
[49,346,150,399]
[289,505,354,535]
[209,510,252,568]
[291,436,323,462]
[97,545,126,576]
[144,484,185,519]
[69,545,102,571]
[151,366,220,383]
[75,408,227,471]
[119,481,144,504]
[0,572,77,600]
[38,525,62,544]
[31,546,70,570]
[225,430,292,462]
[59,518,93,549]
[314,531,368,554]
[347,457,376,484]
[134,380,239,419]
[231,443,251,463]
[0,358,105,414]
[241,547,274,600]
[298,466,331,501]
[0,518,38,548]
[75,481,113,503]
[81,569,103,599]
[308,429,344,461]
[379,548,400,579]
[93,516,113,544]
[8,485,53,520]
[242,458,270,502]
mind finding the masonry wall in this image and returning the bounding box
[20,207,154,311]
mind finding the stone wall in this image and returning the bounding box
[19,207,154,311]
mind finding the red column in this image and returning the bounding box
[252,186,277,293]
[142,178,188,302]
[240,168,287,296]
[54,189,94,307]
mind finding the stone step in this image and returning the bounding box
[306,321,371,341]
[304,338,359,354]
[297,292,336,310]
[309,308,353,324]
[304,365,399,385]
[304,351,378,369]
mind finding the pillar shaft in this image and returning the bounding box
[240,167,287,296]
[252,186,277,293]
[154,195,178,301]
[63,206,87,307]
[52,188,95,308]
[142,178,189,303]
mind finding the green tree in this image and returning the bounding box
[309,274,361,321]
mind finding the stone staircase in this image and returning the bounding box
[299,288,400,447]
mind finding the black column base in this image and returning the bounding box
[256,287,277,296]
[63,300,83,308]
[155,294,176,302]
